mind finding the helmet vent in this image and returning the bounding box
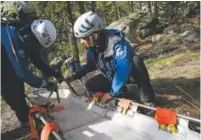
[85,19,94,28]
[81,24,91,31]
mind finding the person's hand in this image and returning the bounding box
[101,93,112,104]
[41,80,56,91]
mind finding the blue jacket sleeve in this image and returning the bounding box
[1,25,44,88]
[72,48,97,80]
[110,42,132,97]
[19,65,44,88]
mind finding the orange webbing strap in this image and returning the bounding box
[155,107,177,125]
[29,106,46,140]
[94,92,104,98]
[29,105,64,140]
[40,123,60,140]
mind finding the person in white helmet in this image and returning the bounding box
[66,11,156,106]
[1,18,63,128]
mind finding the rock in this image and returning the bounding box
[179,30,199,44]
[164,23,197,35]
[167,34,181,45]
[163,23,199,45]
[142,34,164,43]
[168,37,181,45]
[163,24,180,34]
[185,1,200,18]
[141,44,180,59]
[143,33,180,45]
[106,13,140,43]
[180,23,196,33]
[106,13,166,43]
[159,34,172,45]
[151,34,164,43]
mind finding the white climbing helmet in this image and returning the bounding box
[73,11,103,38]
[31,19,57,49]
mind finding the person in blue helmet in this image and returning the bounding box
[65,11,156,106]
[1,12,63,128]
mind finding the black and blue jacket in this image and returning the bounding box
[1,24,56,88]
[73,29,135,97]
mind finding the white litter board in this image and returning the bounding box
[64,118,150,140]
[35,88,200,140]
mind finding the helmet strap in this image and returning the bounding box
[94,29,108,53]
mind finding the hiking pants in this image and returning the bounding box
[1,45,29,123]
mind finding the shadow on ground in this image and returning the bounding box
[152,77,200,105]
[1,127,30,140]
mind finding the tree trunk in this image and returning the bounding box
[130,1,134,12]
[100,12,107,27]
[78,1,85,14]
[117,2,121,19]
[90,1,96,12]
[139,2,142,10]
[66,2,79,61]
[40,1,48,16]
[154,1,158,16]
[148,1,152,13]
[113,2,121,19]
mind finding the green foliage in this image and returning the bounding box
[29,1,199,63]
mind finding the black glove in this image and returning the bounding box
[41,79,57,91]
[53,69,63,81]
[45,81,57,91]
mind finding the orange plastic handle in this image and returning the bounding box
[155,107,177,125]
[40,123,60,140]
